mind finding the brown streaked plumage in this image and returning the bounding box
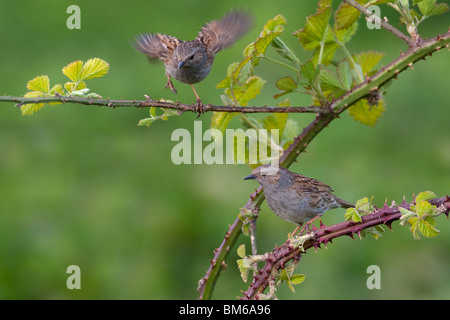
[244,165,354,234]
[134,11,252,111]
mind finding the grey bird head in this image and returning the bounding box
[174,42,207,70]
[244,165,287,187]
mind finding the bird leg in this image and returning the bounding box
[190,84,204,117]
[292,216,322,237]
[165,74,177,94]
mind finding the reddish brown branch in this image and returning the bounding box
[241,196,450,300]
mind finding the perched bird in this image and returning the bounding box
[244,165,354,234]
[134,11,252,112]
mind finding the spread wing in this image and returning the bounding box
[134,33,182,61]
[196,11,252,55]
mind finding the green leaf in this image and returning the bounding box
[289,274,306,285]
[275,76,298,91]
[362,225,385,240]
[237,259,250,283]
[216,60,251,90]
[21,91,45,115]
[415,199,435,217]
[334,22,359,44]
[337,60,353,90]
[345,207,362,222]
[235,76,266,106]
[138,118,156,127]
[138,107,179,127]
[417,0,449,17]
[281,118,300,149]
[293,5,333,51]
[320,68,343,91]
[211,112,237,133]
[237,244,246,259]
[49,84,64,95]
[271,37,301,67]
[274,76,298,98]
[62,60,83,82]
[26,75,50,93]
[311,41,340,66]
[300,60,319,87]
[416,219,440,238]
[353,51,385,76]
[348,97,386,126]
[79,58,110,80]
[355,196,375,214]
[62,58,109,82]
[334,0,363,30]
[244,15,287,64]
[415,191,437,202]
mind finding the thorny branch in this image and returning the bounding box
[197,29,450,299]
[241,196,450,300]
[0,95,325,115]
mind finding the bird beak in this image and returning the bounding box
[244,174,256,180]
[178,60,186,69]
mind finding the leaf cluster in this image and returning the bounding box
[22,58,109,115]
[213,0,396,166]
[400,191,441,239]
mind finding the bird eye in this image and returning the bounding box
[189,55,195,60]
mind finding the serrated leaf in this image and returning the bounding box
[355,197,369,207]
[335,22,359,44]
[79,58,110,80]
[49,84,64,95]
[408,217,420,239]
[348,98,385,126]
[62,60,83,82]
[21,91,45,116]
[353,51,385,76]
[345,207,362,222]
[289,274,306,285]
[334,0,363,30]
[417,219,440,238]
[293,5,333,51]
[415,200,435,217]
[216,60,250,89]
[415,191,437,202]
[26,75,50,93]
[418,0,449,17]
[245,15,286,64]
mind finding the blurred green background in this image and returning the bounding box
[0,0,449,299]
